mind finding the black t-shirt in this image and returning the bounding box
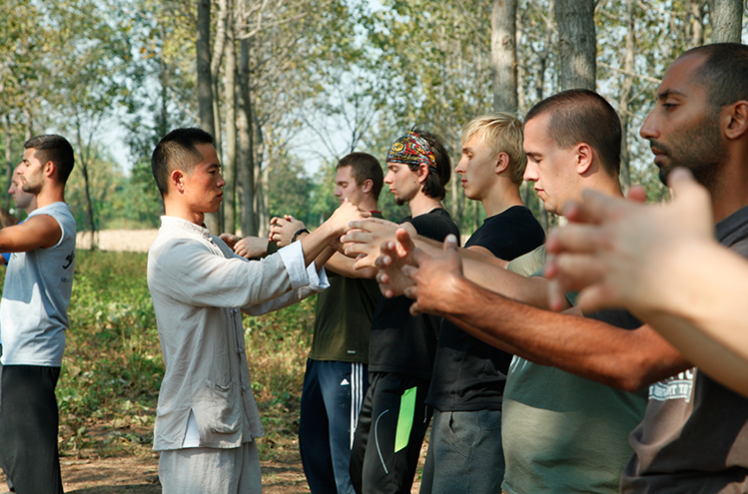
[426,206,546,411]
[368,208,460,380]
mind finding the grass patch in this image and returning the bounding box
[43,250,314,459]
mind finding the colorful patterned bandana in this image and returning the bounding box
[386,132,437,172]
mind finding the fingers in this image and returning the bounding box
[668,167,710,210]
[575,284,619,314]
[443,234,458,252]
[395,228,416,255]
[627,185,647,203]
[560,189,617,226]
[547,252,608,290]
[546,224,606,255]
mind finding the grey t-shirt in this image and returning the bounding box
[622,204,748,493]
[0,202,76,367]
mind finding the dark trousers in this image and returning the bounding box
[299,359,369,494]
[0,365,63,494]
[350,371,432,494]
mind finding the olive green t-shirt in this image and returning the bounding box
[501,245,648,494]
[308,212,383,364]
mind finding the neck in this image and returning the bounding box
[35,184,65,209]
[357,195,379,213]
[163,197,206,226]
[480,178,524,217]
[408,190,442,217]
[708,152,748,223]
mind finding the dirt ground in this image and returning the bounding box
[0,434,426,494]
[76,229,160,253]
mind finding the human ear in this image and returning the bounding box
[42,161,57,179]
[171,170,185,194]
[576,143,593,175]
[362,179,373,193]
[417,163,429,183]
[725,101,748,140]
[495,153,510,175]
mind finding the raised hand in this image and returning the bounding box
[402,234,464,317]
[219,233,240,249]
[270,215,306,247]
[233,236,269,259]
[341,218,401,269]
[545,168,714,314]
[375,227,418,298]
[325,199,371,236]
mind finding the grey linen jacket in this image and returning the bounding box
[147,216,326,450]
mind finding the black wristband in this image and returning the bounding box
[292,228,310,242]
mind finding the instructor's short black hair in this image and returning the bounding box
[151,128,214,196]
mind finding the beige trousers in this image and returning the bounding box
[159,441,262,494]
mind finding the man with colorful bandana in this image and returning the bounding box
[349,130,460,494]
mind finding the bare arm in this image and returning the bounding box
[296,201,369,266]
[403,235,690,392]
[546,168,748,396]
[357,223,555,309]
[0,215,61,252]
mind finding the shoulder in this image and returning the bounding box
[408,208,459,241]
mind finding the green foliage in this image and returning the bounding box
[267,153,314,224]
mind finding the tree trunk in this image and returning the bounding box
[688,1,706,48]
[711,0,743,43]
[238,35,257,236]
[253,121,265,235]
[516,8,527,116]
[211,0,229,171]
[554,0,596,90]
[23,107,32,141]
[76,123,97,251]
[491,0,518,114]
[618,0,636,193]
[4,115,12,213]
[223,18,238,234]
[197,0,219,233]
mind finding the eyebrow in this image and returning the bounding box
[657,88,686,100]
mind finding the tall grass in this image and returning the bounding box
[31,250,315,458]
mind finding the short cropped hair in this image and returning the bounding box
[462,113,527,186]
[24,135,75,184]
[337,152,384,200]
[409,128,451,201]
[151,128,214,196]
[683,43,748,110]
[525,89,622,178]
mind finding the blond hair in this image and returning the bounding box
[461,113,526,185]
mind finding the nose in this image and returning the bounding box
[384,170,394,184]
[334,186,342,197]
[523,161,539,182]
[455,157,467,175]
[639,109,658,141]
[217,172,226,188]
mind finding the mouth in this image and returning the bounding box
[460,180,467,188]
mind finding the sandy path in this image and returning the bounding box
[76,230,159,253]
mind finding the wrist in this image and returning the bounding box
[292,228,310,242]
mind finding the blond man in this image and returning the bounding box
[419,114,545,494]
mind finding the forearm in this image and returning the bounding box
[631,241,748,396]
[440,276,690,391]
[299,224,340,266]
[324,251,376,278]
